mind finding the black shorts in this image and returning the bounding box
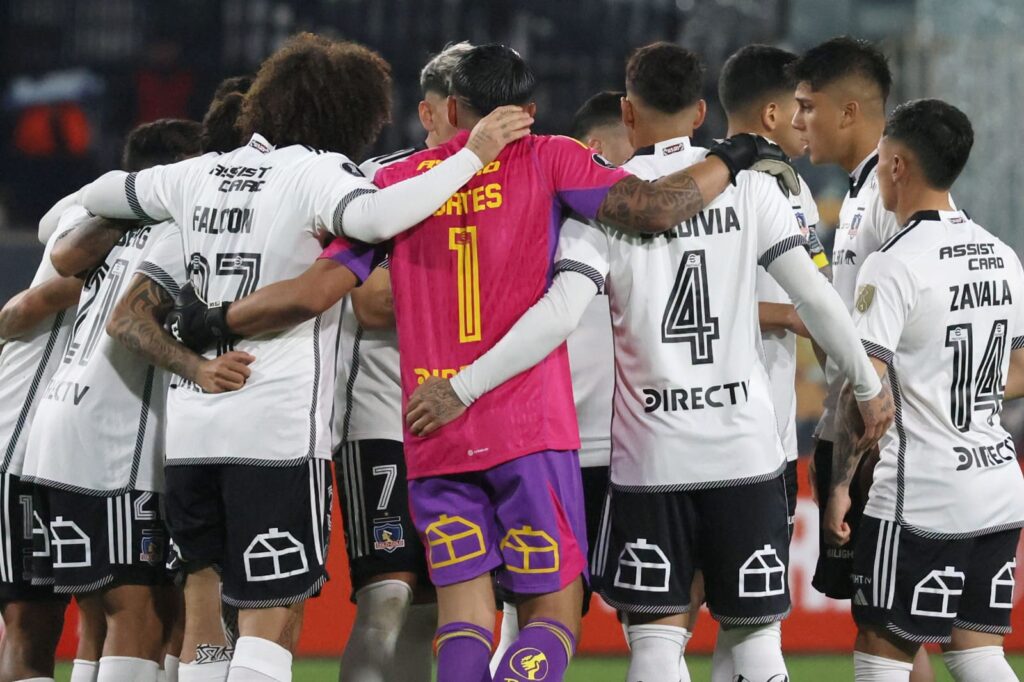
[0,474,66,603]
[334,440,429,598]
[812,439,868,599]
[165,459,332,609]
[581,464,609,611]
[784,459,798,536]
[30,485,169,595]
[852,516,1020,644]
[594,474,791,626]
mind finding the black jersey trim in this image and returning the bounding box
[890,366,908,524]
[848,153,879,199]
[629,145,656,158]
[885,621,950,645]
[1012,335,1024,350]
[222,572,327,609]
[596,592,692,616]
[716,609,791,627]
[53,574,116,595]
[365,147,420,166]
[20,475,137,497]
[332,188,377,237]
[952,619,1013,636]
[554,258,604,293]
[125,173,154,222]
[127,366,155,490]
[137,262,181,299]
[164,456,311,468]
[757,235,808,269]
[2,310,66,471]
[901,518,1024,541]
[611,462,786,494]
[905,210,941,223]
[878,220,922,254]
[862,339,894,365]
[305,315,322,460]
[340,324,364,443]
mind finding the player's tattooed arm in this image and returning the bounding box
[51,216,136,277]
[406,377,467,436]
[108,274,254,394]
[597,169,712,234]
[0,276,83,340]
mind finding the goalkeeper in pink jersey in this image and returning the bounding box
[169,43,802,682]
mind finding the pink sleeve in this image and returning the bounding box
[318,237,388,284]
[540,136,631,220]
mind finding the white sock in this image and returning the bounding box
[16,678,55,682]
[677,628,692,682]
[70,658,100,682]
[164,654,181,682]
[490,602,521,676]
[720,622,788,682]
[626,623,687,682]
[854,651,913,681]
[387,603,436,682]
[178,660,230,681]
[710,630,733,682]
[338,580,413,682]
[943,646,1016,682]
[97,656,160,682]
[227,636,292,682]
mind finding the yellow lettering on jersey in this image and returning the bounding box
[417,159,442,171]
[413,367,465,384]
[501,526,559,574]
[477,160,501,175]
[449,226,482,342]
[424,514,486,568]
[433,184,503,217]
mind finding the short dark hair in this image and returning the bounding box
[884,99,973,190]
[719,44,797,116]
[789,36,892,102]
[201,92,245,153]
[625,42,704,114]
[238,33,392,159]
[121,118,202,171]
[571,91,624,141]
[449,44,536,117]
[420,41,474,97]
[212,75,253,102]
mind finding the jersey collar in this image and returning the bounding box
[246,133,276,154]
[848,151,878,198]
[630,136,692,159]
[906,209,968,225]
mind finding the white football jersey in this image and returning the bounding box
[127,134,378,465]
[23,222,186,494]
[854,210,1024,537]
[568,294,614,468]
[558,136,804,490]
[817,151,901,441]
[756,174,821,461]
[0,207,83,476]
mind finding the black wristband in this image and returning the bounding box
[205,301,234,341]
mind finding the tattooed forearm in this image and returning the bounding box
[597,173,705,235]
[107,274,202,381]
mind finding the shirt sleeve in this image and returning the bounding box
[291,153,379,238]
[1009,255,1024,350]
[851,251,913,364]
[750,173,807,269]
[317,236,389,284]
[137,223,188,299]
[539,136,631,221]
[552,214,613,292]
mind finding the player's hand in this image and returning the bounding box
[824,485,853,546]
[465,105,534,166]
[406,377,467,436]
[807,451,819,506]
[706,133,801,196]
[786,307,810,338]
[852,379,894,453]
[195,351,254,393]
[166,283,234,353]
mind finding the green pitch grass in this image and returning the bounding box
[53,654,1024,680]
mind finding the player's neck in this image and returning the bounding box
[632,122,693,149]
[725,116,766,140]
[894,188,953,226]
[840,123,885,174]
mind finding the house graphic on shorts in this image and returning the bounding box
[614,538,671,592]
[911,566,965,618]
[738,544,786,597]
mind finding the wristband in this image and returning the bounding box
[812,252,830,269]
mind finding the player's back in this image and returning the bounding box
[592,137,802,489]
[858,210,1024,536]
[376,131,629,478]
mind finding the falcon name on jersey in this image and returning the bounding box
[0,207,84,476]
[23,222,186,494]
[558,136,804,490]
[125,135,382,466]
[854,209,1024,537]
[817,151,901,441]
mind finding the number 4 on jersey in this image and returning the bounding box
[946,319,1007,432]
[662,250,720,364]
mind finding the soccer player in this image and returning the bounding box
[19,119,203,682]
[87,33,531,682]
[570,91,634,166]
[826,99,1024,682]
[405,42,893,682]
[334,41,473,682]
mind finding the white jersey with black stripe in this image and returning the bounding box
[124,134,376,465]
[853,209,1024,538]
[555,136,805,490]
[23,222,187,494]
[0,206,83,476]
[333,149,418,445]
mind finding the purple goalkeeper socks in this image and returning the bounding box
[492,618,576,682]
[434,621,493,682]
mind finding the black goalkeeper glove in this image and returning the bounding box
[706,133,801,197]
[165,282,234,353]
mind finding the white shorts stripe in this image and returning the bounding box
[0,475,9,583]
[354,444,368,557]
[886,524,901,609]
[123,493,132,565]
[107,498,116,565]
[873,519,886,606]
[308,460,324,566]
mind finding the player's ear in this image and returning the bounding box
[840,99,859,129]
[621,96,635,130]
[762,102,777,132]
[447,96,458,128]
[692,99,707,130]
[524,102,537,117]
[418,100,434,134]
[587,136,604,156]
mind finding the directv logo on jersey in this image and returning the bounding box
[642,381,749,413]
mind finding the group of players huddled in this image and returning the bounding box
[0,28,1020,682]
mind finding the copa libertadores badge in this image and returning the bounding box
[856,284,876,313]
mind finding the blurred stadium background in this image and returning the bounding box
[1,0,1023,678]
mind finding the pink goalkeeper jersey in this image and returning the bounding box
[373,130,629,479]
